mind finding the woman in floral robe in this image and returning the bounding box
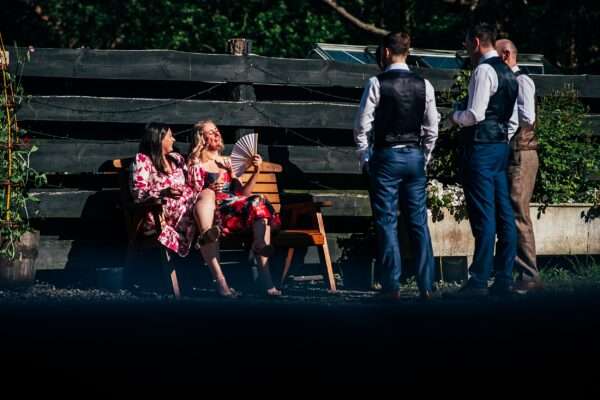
[130,123,198,257]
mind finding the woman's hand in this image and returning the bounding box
[161,187,183,199]
[208,180,224,193]
[251,154,262,173]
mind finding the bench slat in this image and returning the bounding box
[239,173,277,183]
[250,183,279,193]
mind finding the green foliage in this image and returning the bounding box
[34,0,351,58]
[0,47,46,259]
[424,70,471,223]
[534,88,600,206]
[429,69,471,184]
[428,72,600,220]
[540,259,600,291]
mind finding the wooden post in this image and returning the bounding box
[0,50,8,70]
[227,38,257,141]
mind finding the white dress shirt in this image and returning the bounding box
[512,65,536,129]
[452,50,519,141]
[353,63,440,170]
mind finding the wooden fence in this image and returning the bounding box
[7,47,600,276]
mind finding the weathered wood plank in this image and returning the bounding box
[29,189,121,219]
[33,199,600,270]
[9,47,455,90]
[532,74,600,98]
[29,140,361,175]
[17,96,600,135]
[9,48,600,97]
[18,96,357,129]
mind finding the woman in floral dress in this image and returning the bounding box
[188,120,282,297]
[130,123,199,258]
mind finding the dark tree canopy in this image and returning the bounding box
[1,0,599,73]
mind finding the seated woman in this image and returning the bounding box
[188,120,282,297]
[131,123,228,297]
[130,123,198,258]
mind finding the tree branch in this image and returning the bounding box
[321,0,390,36]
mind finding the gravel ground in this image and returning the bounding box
[1,278,599,385]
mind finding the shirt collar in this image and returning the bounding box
[479,50,499,64]
[511,65,520,73]
[385,63,410,72]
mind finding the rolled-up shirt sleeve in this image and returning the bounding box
[354,77,380,169]
[517,74,536,128]
[421,79,439,166]
[452,64,497,128]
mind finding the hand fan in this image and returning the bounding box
[230,132,258,177]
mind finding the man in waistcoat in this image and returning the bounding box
[496,39,543,294]
[354,32,439,301]
[449,23,518,297]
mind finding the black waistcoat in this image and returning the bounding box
[373,69,426,148]
[463,57,518,143]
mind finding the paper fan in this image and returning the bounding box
[230,132,258,177]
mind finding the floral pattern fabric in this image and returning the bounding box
[130,152,198,257]
[188,161,281,236]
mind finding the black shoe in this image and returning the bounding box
[194,226,221,249]
[443,284,489,299]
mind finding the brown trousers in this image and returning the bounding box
[507,148,540,281]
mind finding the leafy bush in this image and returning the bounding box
[0,45,46,259]
[534,88,600,206]
[430,72,599,218]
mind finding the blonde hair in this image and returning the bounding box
[188,119,214,165]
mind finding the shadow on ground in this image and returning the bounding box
[1,279,599,385]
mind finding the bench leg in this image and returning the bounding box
[314,211,336,292]
[318,242,336,292]
[280,248,295,286]
[161,249,181,299]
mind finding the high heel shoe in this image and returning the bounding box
[216,286,241,299]
[194,226,221,249]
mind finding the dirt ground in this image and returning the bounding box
[1,277,600,386]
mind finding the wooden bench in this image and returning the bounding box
[237,162,336,292]
[113,158,337,297]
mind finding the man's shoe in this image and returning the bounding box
[443,284,488,299]
[512,279,544,295]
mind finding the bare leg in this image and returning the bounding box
[194,189,216,233]
[252,219,281,296]
[199,241,236,297]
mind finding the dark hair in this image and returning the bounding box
[139,122,170,174]
[466,23,497,46]
[381,32,411,56]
